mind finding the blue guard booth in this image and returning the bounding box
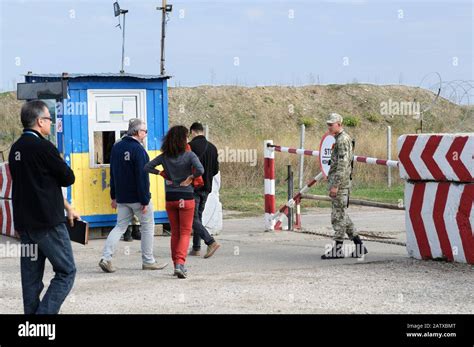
[17,72,170,230]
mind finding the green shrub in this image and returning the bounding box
[366,113,382,123]
[263,96,274,104]
[297,116,315,128]
[343,115,360,127]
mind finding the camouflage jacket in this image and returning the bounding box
[327,130,353,189]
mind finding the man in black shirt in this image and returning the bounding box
[9,100,77,314]
[188,122,220,258]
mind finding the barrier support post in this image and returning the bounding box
[264,140,275,231]
[387,125,392,188]
[287,165,293,231]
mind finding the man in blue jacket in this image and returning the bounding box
[99,119,168,273]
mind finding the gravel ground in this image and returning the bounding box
[1,206,473,314]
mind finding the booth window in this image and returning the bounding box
[93,131,115,165]
[87,90,147,168]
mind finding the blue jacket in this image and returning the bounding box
[110,136,151,206]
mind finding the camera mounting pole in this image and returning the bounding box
[113,2,129,74]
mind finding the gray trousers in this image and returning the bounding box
[101,202,156,264]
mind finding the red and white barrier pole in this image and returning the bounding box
[270,143,399,168]
[273,172,324,231]
[354,155,399,168]
[272,145,319,157]
[265,140,399,232]
[264,140,276,231]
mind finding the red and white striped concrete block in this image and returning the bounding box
[264,140,276,230]
[0,199,17,238]
[398,133,474,183]
[404,181,474,264]
[0,162,12,199]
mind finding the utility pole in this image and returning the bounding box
[157,0,173,75]
[121,10,127,74]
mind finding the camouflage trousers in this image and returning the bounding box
[331,188,357,241]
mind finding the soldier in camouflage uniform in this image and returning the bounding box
[321,113,368,259]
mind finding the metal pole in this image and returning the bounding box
[298,124,305,190]
[160,0,166,75]
[301,194,404,210]
[287,165,293,230]
[387,126,391,187]
[120,12,126,73]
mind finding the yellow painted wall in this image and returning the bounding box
[70,151,165,216]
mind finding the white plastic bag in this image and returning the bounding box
[202,172,223,235]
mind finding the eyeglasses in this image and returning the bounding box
[139,129,148,134]
[41,117,53,122]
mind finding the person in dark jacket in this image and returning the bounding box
[145,125,204,278]
[188,122,220,258]
[9,100,77,314]
[99,118,168,273]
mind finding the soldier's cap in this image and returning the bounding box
[326,113,343,124]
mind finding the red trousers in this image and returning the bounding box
[166,199,195,266]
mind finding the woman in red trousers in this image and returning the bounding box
[145,126,204,278]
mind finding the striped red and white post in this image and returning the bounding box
[264,140,276,231]
[0,162,12,199]
[0,199,16,238]
[294,201,302,230]
[404,181,474,264]
[0,162,16,238]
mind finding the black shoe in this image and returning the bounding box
[123,227,133,242]
[163,223,171,236]
[131,225,141,240]
[351,236,368,258]
[321,241,345,259]
[175,264,188,279]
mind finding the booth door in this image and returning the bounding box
[43,99,60,149]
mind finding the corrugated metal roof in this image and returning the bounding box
[24,72,171,80]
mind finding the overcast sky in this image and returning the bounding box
[1,0,472,92]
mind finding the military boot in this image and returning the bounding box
[321,240,345,259]
[351,236,368,258]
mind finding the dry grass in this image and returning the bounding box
[167,84,471,189]
[215,130,404,190]
[0,92,23,160]
[1,84,472,189]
